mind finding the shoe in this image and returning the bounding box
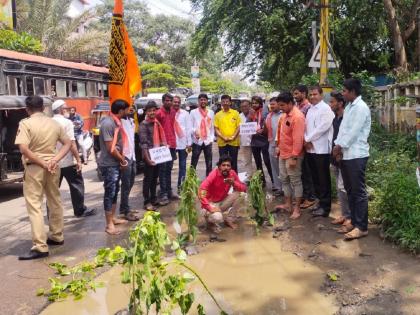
[18,250,49,260]
[47,238,64,246]
[312,208,329,217]
[158,198,169,206]
[76,208,97,218]
[301,199,316,209]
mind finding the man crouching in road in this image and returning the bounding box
[199,155,247,234]
[15,96,71,260]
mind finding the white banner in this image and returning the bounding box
[149,146,172,164]
[240,122,258,135]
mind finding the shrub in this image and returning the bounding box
[367,121,419,253]
[0,30,43,54]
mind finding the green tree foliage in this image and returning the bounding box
[0,30,43,54]
[190,0,409,88]
[15,0,108,55]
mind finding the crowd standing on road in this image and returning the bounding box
[14,78,371,260]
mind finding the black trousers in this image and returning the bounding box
[143,164,159,206]
[219,145,239,173]
[191,143,213,176]
[340,158,369,231]
[302,153,316,201]
[306,153,331,213]
[59,165,86,216]
[251,144,273,184]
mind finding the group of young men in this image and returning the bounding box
[15,77,371,260]
[195,78,371,241]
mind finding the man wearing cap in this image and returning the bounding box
[15,96,71,260]
[52,100,96,218]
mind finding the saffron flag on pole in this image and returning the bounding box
[108,0,141,105]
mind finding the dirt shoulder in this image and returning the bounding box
[270,202,420,315]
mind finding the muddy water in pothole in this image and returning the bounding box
[41,222,337,315]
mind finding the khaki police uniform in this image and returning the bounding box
[15,112,69,252]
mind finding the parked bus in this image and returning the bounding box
[0,48,109,131]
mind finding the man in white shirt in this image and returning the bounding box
[304,86,335,217]
[173,95,192,190]
[239,100,254,181]
[190,93,215,176]
[52,100,96,218]
[119,107,139,221]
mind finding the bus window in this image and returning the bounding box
[7,76,23,95]
[103,84,109,98]
[54,79,67,97]
[87,81,97,97]
[26,76,34,95]
[34,77,45,95]
[71,82,78,97]
[77,82,86,97]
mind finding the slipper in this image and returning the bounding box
[125,212,141,221]
[275,204,291,212]
[300,199,316,209]
[105,227,121,235]
[337,224,354,234]
[344,228,368,241]
[331,216,346,225]
[113,218,128,225]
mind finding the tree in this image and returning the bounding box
[15,0,108,55]
[190,0,405,88]
[0,30,43,54]
[383,0,420,73]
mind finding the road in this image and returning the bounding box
[0,161,152,315]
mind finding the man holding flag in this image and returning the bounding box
[100,0,141,234]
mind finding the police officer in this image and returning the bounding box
[15,96,71,260]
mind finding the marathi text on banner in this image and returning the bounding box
[239,122,258,135]
[149,146,172,164]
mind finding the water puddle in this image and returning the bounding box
[41,222,337,315]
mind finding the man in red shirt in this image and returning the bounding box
[199,155,247,233]
[156,93,178,205]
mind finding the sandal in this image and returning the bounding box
[124,212,141,221]
[344,228,368,240]
[331,216,346,225]
[274,204,291,212]
[337,224,354,234]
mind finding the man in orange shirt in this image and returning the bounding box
[274,92,306,219]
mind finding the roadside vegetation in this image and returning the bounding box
[367,122,420,253]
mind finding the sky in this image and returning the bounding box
[88,0,194,19]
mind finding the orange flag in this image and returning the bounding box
[108,0,141,105]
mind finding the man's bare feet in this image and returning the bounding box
[113,218,128,225]
[290,209,301,220]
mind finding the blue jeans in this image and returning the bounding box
[159,148,176,199]
[119,159,136,214]
[100,166,121,213]
[177,149,188,190]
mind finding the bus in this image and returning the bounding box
[0,48,109,131]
